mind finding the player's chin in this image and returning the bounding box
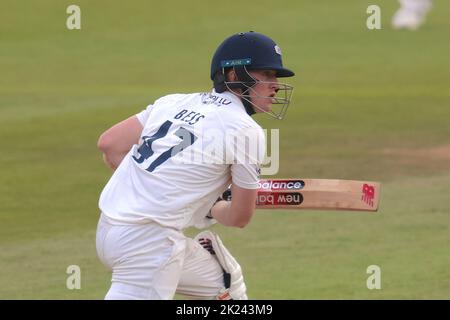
[263,102,273,112]
[256,105,272,113]
[254,100,272,113]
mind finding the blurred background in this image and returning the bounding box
[1,0,449,299]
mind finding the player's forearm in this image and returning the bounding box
[210,200,252,228]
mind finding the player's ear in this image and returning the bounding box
[227,69,238,82]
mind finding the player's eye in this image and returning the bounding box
[264,71,276,79]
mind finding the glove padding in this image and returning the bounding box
[195,185,232,229]
[221,185,232,201]
[205,185,232,219]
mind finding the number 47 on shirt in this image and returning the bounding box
[133,120,197,172]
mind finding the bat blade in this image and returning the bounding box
[256,179,381,212]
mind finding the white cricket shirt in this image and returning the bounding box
[99,90,265,230]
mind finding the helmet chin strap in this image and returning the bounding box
[234,66,257,116]
[224,66,258,116]
[239,94,256,116]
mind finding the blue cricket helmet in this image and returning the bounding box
[210,31,295,80]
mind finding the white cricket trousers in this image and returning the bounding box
[96,213,225,300]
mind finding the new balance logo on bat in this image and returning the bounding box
[257,192,304,205]
[259,180,305,190]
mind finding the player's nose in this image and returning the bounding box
[270,80,280,92]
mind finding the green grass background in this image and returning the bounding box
[1,0,449,299]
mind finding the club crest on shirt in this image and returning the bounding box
[200,93,232,106]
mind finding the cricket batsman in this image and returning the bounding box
[95,31,295,299]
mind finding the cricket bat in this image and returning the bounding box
[256,179,381,212]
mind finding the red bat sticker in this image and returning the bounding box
[361,184,375,207]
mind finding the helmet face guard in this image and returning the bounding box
[224,66,294,120]
[210,32,295,120]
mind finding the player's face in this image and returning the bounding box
[248,70,279,113]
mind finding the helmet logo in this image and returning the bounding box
[220,58,252,68]
[274,45,282,55]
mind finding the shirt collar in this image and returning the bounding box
[210,89,245,111]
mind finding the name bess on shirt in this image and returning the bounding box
[174,109,205,125]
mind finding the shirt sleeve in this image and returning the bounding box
[135,104,153,126]
[228,126,266,189]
